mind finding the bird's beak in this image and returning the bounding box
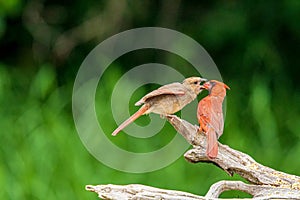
[200,78,207,83]
[202,82,211,90]
[199,78,207,89]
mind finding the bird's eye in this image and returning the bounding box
[193,81,198,84]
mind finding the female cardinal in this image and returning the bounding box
[112,77,207,136]
[197,80,230,159]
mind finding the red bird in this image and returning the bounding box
[197,80,230,159]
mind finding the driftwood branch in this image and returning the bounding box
[167,115,300,189]
[87,115,300,199]
[86,184,206,200]
[205,180,300,199]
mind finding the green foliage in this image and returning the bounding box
[1,1,300,199]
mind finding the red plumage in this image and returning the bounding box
[197,80,230,159]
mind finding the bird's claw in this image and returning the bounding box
[165,114,177,119]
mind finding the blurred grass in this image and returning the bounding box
[1,62,299,199]
[1,0,300,199]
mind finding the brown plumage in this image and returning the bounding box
[112,77,207,136]
[197,80,230,159]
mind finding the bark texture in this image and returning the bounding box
[86,115,300,199]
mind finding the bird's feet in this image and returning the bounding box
[165,114,176,119]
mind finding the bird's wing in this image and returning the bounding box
[197,97,212,133]
[209,97,224,138]
[135,82,185,106]
[197,97,224,138]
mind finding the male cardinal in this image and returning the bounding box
[197,80,230,159]
[112,77,207,136]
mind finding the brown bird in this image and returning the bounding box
[197,80,230,159]
[112,77,207,136]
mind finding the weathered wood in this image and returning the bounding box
[86,182,300,200]
[167,115,300,189]
[205,180,300,199]
[86,184,206,200]
[86,115,300,199]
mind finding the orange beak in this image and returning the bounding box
[202,82,211,90]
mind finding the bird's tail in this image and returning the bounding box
[112,105,149,136]
[206,128,218,159]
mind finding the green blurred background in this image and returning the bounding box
[1,0,300,199]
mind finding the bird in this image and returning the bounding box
[197,80,230,159]
[112,77,207,136]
